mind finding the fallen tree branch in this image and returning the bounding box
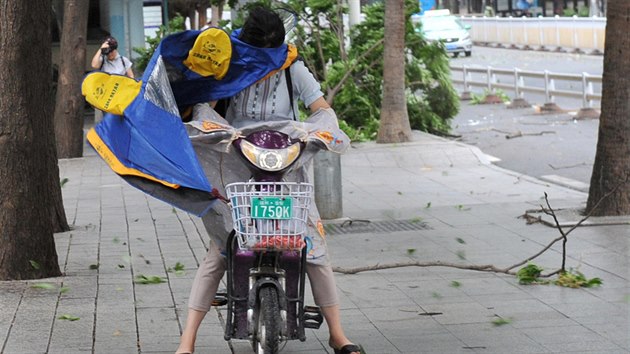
[333,188,621,278]
[505,130,556,139]
[332,261,513,275]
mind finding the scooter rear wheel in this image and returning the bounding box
[254,286,281,354]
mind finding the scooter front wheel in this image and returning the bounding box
[254,286,281,354]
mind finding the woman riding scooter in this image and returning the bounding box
[176,7,361,354]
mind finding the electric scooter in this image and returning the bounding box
[187,107,349,354]
[221,128,324,353]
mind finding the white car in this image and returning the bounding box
[415,10,473,58]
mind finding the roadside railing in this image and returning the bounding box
[459,16,606,54]
[451,65,602,118]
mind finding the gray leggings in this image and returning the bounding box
[188,242,339,312]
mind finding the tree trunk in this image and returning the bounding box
[211,2,224,26]
[585,0,630,216]
[54,0,89,158]
[198,3,208,28]
[0,0,62,280]
[377,0,413,144]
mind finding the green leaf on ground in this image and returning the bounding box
[517,263,548,285]
[112,237,120,244]
[431,292,442,299]
[410,217,423,223]
[406,248,416,255]
[60,178,69,187]
[167,262,186,275]
[60,287,70,294]
[31,283,56,290]
[450,280,461,288]
[134,275,166,284]
[456,250,466,260]
[455,237,466,244]
[58,314,80,321]
[554,269,602,288]
[89,263,99,270]
[425,202,431,209]
[29,260,41,270]
[491,317,511,326]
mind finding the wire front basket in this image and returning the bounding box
[225,182,314,251]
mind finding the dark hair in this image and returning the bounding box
[239,7,285,48]
[105,36,118,50]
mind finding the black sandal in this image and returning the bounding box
[331,343,362,354]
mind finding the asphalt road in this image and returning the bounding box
[449,46,603,188]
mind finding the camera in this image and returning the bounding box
[101,47,111,55]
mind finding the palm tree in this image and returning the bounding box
[585,0,630,216]
[0,0,63,280]
[377,0,412,143]
[54,0,90,158]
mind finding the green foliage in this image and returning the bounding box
[58,314,80,321]
[470,89,510,105]
[516,263,546,284]
[287,0,458,139]
[517,263,603,288]
[554,269,602,288]
[132,15,186,73]
[577,6,590,17]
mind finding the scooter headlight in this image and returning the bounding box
[240,140,301,171]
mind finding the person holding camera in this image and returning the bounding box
[90,36,134,123]
[91,36,134,78]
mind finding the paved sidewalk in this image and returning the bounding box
[1,111,628,353]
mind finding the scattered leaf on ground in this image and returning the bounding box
[60,287,70,294]
[431,292,443,299]
[425,202,431,209]
[89,264,99,270]
[517,263,547,285]
[112,237,120,244]
[455,237,466,244]
[491,317,511,326]
[167,262,186,275]
[410,217,423,223]
[456,250,466,260]
[554,269,602,288]
[58,314,80,321]
[134,275,166,284]
[60,178,69,187]
[31,283,56,290]
[406,248,416,255]
[450,280,461,288]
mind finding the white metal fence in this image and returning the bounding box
[451,65,602,114]
[459,16,606,53]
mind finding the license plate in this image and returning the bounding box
[251,197,293,219]
[446,43,456,50]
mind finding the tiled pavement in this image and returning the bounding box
[0,109,628,353]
